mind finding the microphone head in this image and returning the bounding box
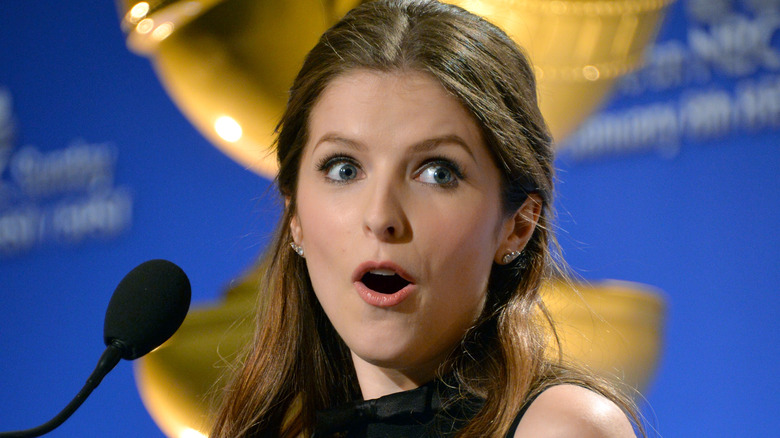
[104,259,191,360]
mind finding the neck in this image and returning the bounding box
[351,351,441,400]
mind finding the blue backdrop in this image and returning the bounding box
[1,1,777,436]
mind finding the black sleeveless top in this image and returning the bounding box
[312,379,539,438]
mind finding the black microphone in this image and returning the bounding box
[0,259,191,438]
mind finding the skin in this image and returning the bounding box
[290,69,633,436]
[290,69,540,399]
[514,385,637,438]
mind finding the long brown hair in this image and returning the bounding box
[210,1,642,437]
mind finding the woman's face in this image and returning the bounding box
[291,70,524,395]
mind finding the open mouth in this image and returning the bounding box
[361,269,411,294]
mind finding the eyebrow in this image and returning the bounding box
[410,134,476,161]
[313,133,364,152]
[313,133,477,161]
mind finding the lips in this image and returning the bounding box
[353,262,416,307]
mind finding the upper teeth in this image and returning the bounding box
[370,269,396,276]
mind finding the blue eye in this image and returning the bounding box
[417,161,462,187]
[322,159,361,182]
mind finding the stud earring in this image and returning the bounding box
[502,250,522,264]
[290,242,305,257]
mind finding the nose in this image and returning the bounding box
[362,177,410,242]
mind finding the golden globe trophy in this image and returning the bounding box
[116,1,672,436]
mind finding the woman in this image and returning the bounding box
[211,1,642,437]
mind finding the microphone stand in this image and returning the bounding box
[0,343,123,438]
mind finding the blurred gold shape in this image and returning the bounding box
[132,275,259,438]
[117,0,361,176]
[540,279,666,392]
[448,0,675,141]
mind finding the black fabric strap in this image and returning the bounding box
[505,390,545,438]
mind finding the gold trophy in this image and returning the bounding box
[116,1,672,436]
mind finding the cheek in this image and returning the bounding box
[422,207,502,296]
[298,192,357,253]
[295,187,357,293]
[427,208,502,263]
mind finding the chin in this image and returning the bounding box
[351,340,415,365]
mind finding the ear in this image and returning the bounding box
[286,197,303,245]
[493,194,543,264]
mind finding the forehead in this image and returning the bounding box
[324,68,446,95]
[307,69,485,149]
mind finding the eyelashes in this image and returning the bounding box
[315,153,466,188]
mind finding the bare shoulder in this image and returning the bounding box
[513,384,636,438]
